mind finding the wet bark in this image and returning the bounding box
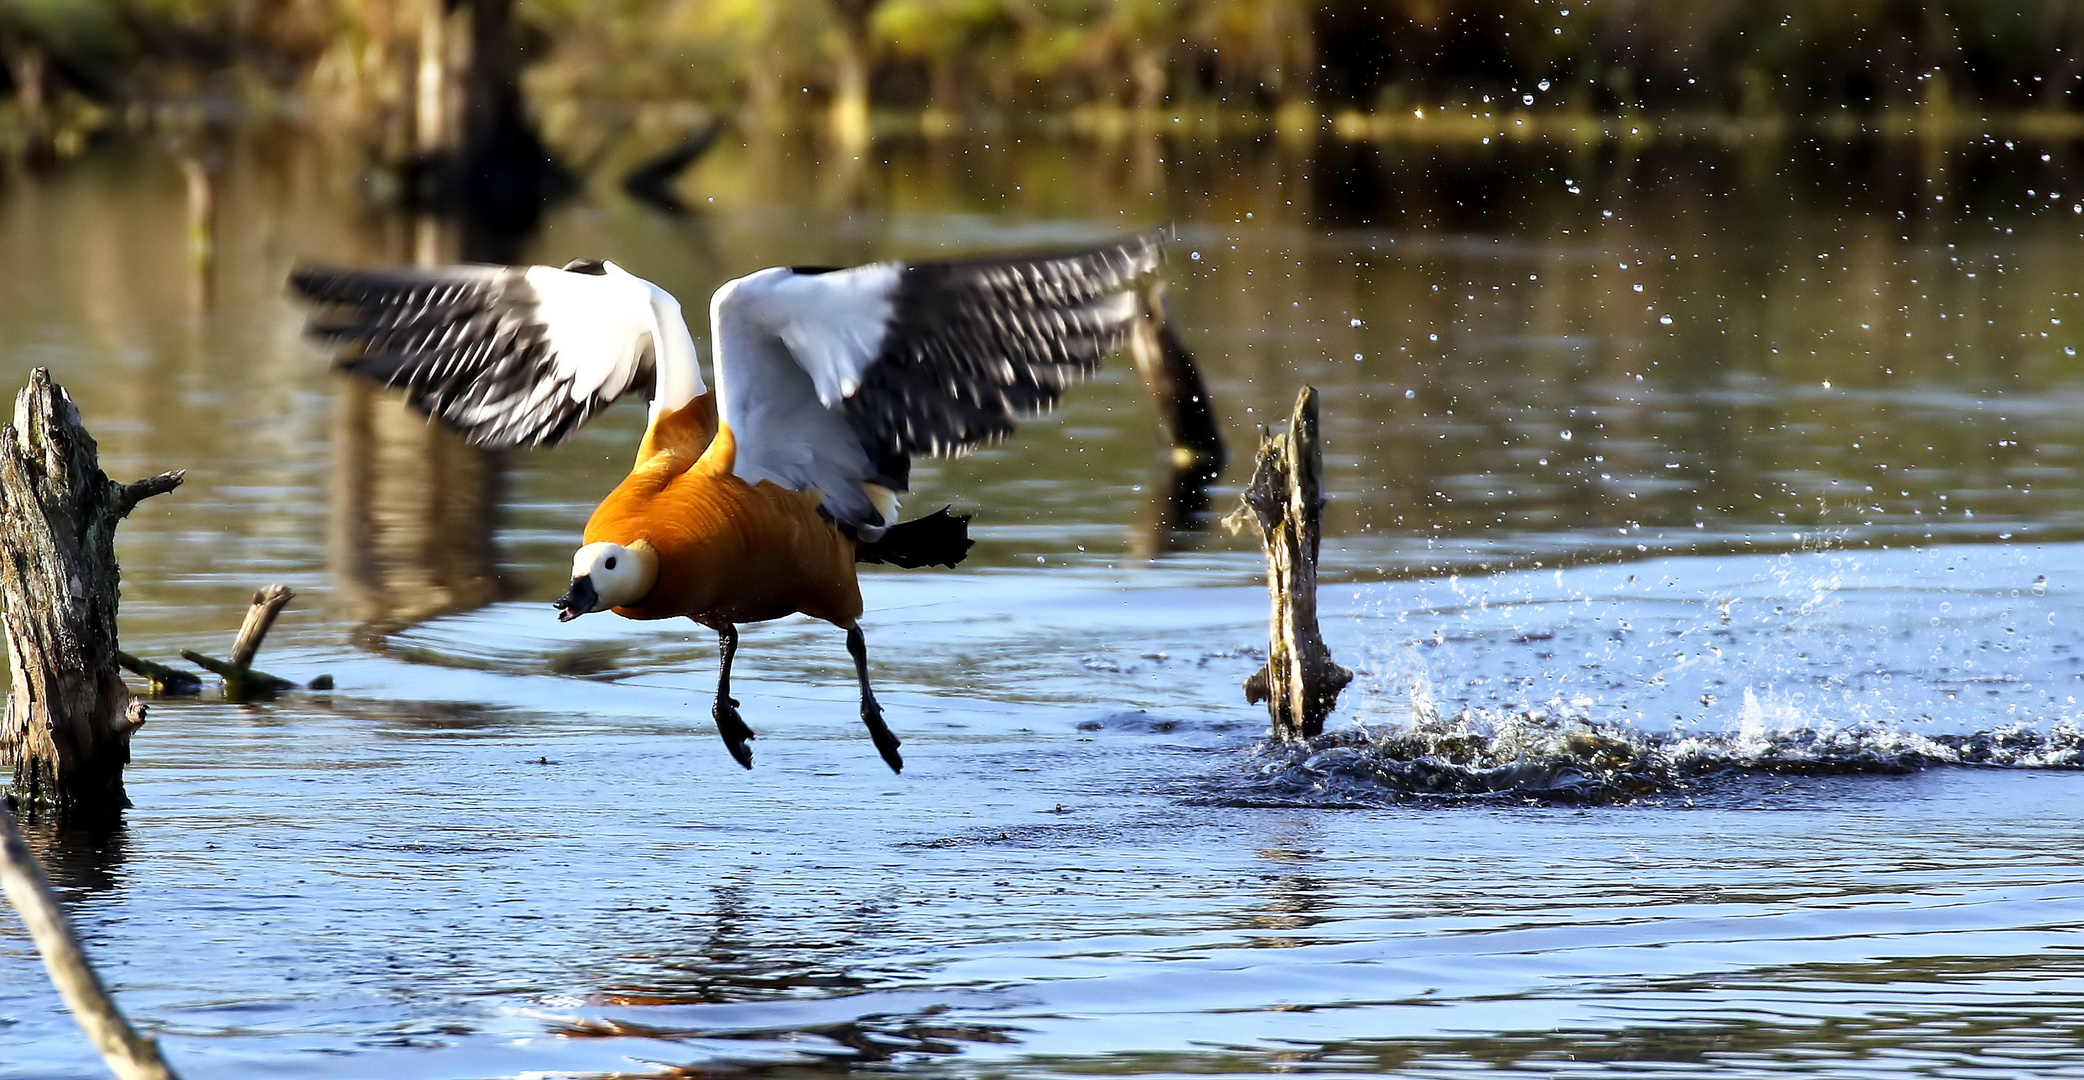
[1229,386,1351,741]
[0,370,182,819]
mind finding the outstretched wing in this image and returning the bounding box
[290,260,684,450]
[710,230,1164,536]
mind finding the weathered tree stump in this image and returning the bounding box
[1227,386,1352,741]
[0,370,183,818]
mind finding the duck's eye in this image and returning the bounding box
[605,556,618,570]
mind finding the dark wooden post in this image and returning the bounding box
[1229,386,1351,741]
[1127,280,1227,556]
[0,370,183,818]
[1128,280,1226,481]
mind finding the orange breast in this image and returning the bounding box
[581,398,863,628]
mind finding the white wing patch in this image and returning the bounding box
[525,264,665,408]
[731,263,900,406]
[705,234,1160,537]
[711,267,897,533]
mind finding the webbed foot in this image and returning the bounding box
[713,694,754,769]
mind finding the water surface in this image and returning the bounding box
[1,127,2081,1079]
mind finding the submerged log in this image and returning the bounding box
[111,651,201,696]
[0,800,181,1079]
[0,370,183,817]
[1226,386,1352,741]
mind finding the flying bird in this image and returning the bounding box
[291,231,1166,773]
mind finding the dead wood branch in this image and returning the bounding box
[1225,386,1352,740]
[111,652,201,696]
[181,586,301,700]
[229,584,294,671]
[0,800,182,1079]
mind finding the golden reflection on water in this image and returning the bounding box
[1,124,2081,641]
[328,379,505,636]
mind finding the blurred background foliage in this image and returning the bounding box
[6,0,2084,176]
[5,1,2084,121]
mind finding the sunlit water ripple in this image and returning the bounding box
[3,130,2083,1078]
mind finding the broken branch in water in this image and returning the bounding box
[0,800,182,1080]
[111,651,201,696]
[1225,386,1353,741]
[179,585,321,699]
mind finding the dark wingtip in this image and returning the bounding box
[286,265,337,301]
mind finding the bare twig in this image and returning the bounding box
[0,800,181,1080]
[115,472,185,517]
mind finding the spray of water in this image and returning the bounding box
[1222,678,2084,806]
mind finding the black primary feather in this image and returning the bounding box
[290,264,647,450]
[854,508,973,568]
[842,230,1165,463]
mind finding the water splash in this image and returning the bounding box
[1219,683,2084,807]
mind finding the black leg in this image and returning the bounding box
[712,623,754,769]
[846,625,903,773]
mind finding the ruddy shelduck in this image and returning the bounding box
[292,232,1164,773]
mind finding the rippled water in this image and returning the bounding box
[2,127,2082,1078]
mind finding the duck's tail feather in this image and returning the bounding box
[855,507,973,569]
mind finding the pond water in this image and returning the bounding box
[2,126,2082,1079]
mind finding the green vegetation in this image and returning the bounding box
[4,0,2084,154]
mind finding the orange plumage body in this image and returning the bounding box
[581,396,864,630]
